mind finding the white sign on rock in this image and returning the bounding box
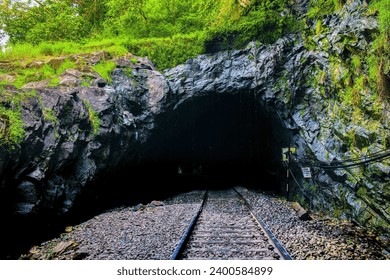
[301,167,312,179]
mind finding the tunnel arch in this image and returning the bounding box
[139,92,286,192]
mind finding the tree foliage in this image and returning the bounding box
[0,0,297,69]
[1,0,292,43]
[0,0,92,44]
[369,0,390,97]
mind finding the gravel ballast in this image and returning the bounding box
[22,190,205,260]
[21,188,389,260]
[236,187,389,260]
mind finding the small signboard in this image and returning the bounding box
[301,167,312,179]
[282,147,296,162]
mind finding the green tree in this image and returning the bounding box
[102,0,222,38]
[0,0,38,44]
[103,0,149,37]
[65,0,108,32]
[0,0,91,44]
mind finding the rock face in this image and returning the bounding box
[0,0,388,246]
[0,57,168,218]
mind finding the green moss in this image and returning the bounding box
[83,100,100,135]
[345,126,356,147]
[0,107,24,147]
[0,38,128,63]
[303,0,389,119]
[303,34,316,50]
[351,55,362,72]
[306,0,342,19]
[357,187,367,197]
[0,90,36,147]
[42,108,58,124]
[371,216,388,232]
[122,68,135,78]
[129,57,138,64]
[11,64,56,88]
[48,77,60,87]
[292,194,306,208]
[80,81,90,87]
[124,32,206,70]
[367,1,390,98]
[56,59,77,75]
[315,20,323,36]
[101,45,128,57]
[12,68,37,89]
[92,61,116,83]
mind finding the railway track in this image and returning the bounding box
[171,188,292,260]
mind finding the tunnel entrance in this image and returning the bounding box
[138,92,284,193]
[77,92,286,213]
[1,92,288,259]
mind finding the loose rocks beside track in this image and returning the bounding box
[20,187,389,260]
[21,190,205,260]
[237,187,389,260]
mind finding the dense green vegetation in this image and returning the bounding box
[0,0,295,70]
[369,0,390,97]
[0,89,37,147]
[304,0,389,144]
[83,99,100,135]
[305,0,389,99]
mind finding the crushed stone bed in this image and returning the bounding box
[236,187,389,260]
[21,188,389,260]
[22,190,205,260]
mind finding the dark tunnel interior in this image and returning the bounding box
[139,93,284,192]
[74,92,287,215]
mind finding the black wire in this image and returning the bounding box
[291,151,390,170]
[291,148,390,164]
[318,152,390,169]
[293,148,390,165]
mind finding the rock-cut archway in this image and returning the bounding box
[1,33,389,258]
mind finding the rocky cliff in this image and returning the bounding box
[0,0,388,249]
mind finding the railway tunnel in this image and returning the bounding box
[78,91,289,214]
[2,92,291,259]
[1,44,298,259]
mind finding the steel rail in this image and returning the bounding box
[171,188,292,260]
[233,187,292,260]
[170,190,208,260]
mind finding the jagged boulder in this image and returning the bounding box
[0,55,168,217]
